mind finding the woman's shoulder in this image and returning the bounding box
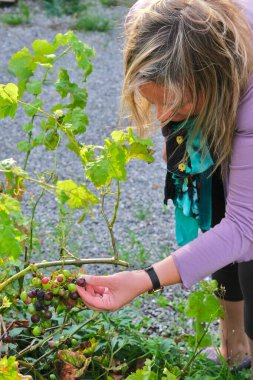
[236,75,253,133]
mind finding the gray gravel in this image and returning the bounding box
[0,1,216,338]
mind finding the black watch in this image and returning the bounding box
[144,266,164,294]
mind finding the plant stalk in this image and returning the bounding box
[0,258,129,292]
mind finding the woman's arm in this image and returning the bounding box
[77,256,181,311]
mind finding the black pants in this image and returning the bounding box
[211,170,253,340]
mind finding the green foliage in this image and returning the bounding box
[75,11,113,32]
[0,356,21,380]
[0,0,30,26]
[43,0,83,16]
[100,0,118,6]
[184,280,224,350]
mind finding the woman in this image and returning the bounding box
[78,0,253,374]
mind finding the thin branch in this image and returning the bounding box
[0,258,129,292]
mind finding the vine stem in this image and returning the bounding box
[18,360,45,380]
[27,189,45,263]
[100,181,120,260]
[0,258,129,292]
[178,311,220,379]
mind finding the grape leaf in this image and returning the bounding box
[16,140,32,152]
[63,108,88,135]
[55,68,88,108]
[185,291,222,322]
[8,47,37,95]
[0,83,19,119]
[32,39,56,66]
[0,356,21,380]
[23,98,43,117]
[56,180,99,212]
[44,130,60,150]
[26,80,42,95]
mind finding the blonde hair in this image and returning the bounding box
[122,0,253,170]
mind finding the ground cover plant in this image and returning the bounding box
[0,31,251,379]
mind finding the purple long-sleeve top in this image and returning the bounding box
[129,0,253,287]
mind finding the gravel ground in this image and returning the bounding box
[0,1,217,338]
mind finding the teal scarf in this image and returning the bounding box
[163,118,213,246]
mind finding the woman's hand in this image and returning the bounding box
[77,270,152,312]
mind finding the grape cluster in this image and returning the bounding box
[20,269,86,336]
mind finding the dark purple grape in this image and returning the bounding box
[44,310,52,320]
[35,301,44,311]
[70,292,79,300]
[76,277,86,287]
[31,314,40,323]
[44,291,53,301]
[37,290,45,301]
[28,289,37,298]
[65,338,71,347]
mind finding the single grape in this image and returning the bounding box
[20,291,28,302]
[42,283,51,291]
[36,290,45,301]
[35,301,44,311]
[57,274,65,283]
[32,326,42,337]
[62,269,71,278]
[49,375,56,380]
[32,277,42,287]
[48,340,55,349]
[31,314,40,323]
[44,310,53,320]
[59,289,66,297]
[76,277,86,287]
[24,297,32,305]
[71,338,78,346]
[28,289,37,298]
[65,338,72,347]
[44,291,53,301]
[67,283,77,292]
[52,286,60,295]
[27,304,36,314]
[70,292,79,300]
[42,277,49,284]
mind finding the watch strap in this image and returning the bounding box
[144,266,164,294]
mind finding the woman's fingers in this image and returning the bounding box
[77,285,114,310]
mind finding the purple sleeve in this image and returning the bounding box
[172,77,253,288]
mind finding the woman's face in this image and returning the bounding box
[139,82,203,123]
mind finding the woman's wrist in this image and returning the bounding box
[153,256,182,287]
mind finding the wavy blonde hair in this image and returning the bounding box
[122,0,253,170]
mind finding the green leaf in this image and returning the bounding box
[0,356,21,380]
[185,291,222,322]
[23,98,43,117]
[16,140,32,152]
[32,39,56,66]
[55,68,88,108]
[56,180,99,212]
[85,158,112,188]
[22,122,34,132]
[67,31,94,79]
[58,349,86,368]
[0,83,19,119]
[63,108,88,135]
[26,79,42,95]
[44,130,60,150]
[8,47,36,95]
[0,296,12,310]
